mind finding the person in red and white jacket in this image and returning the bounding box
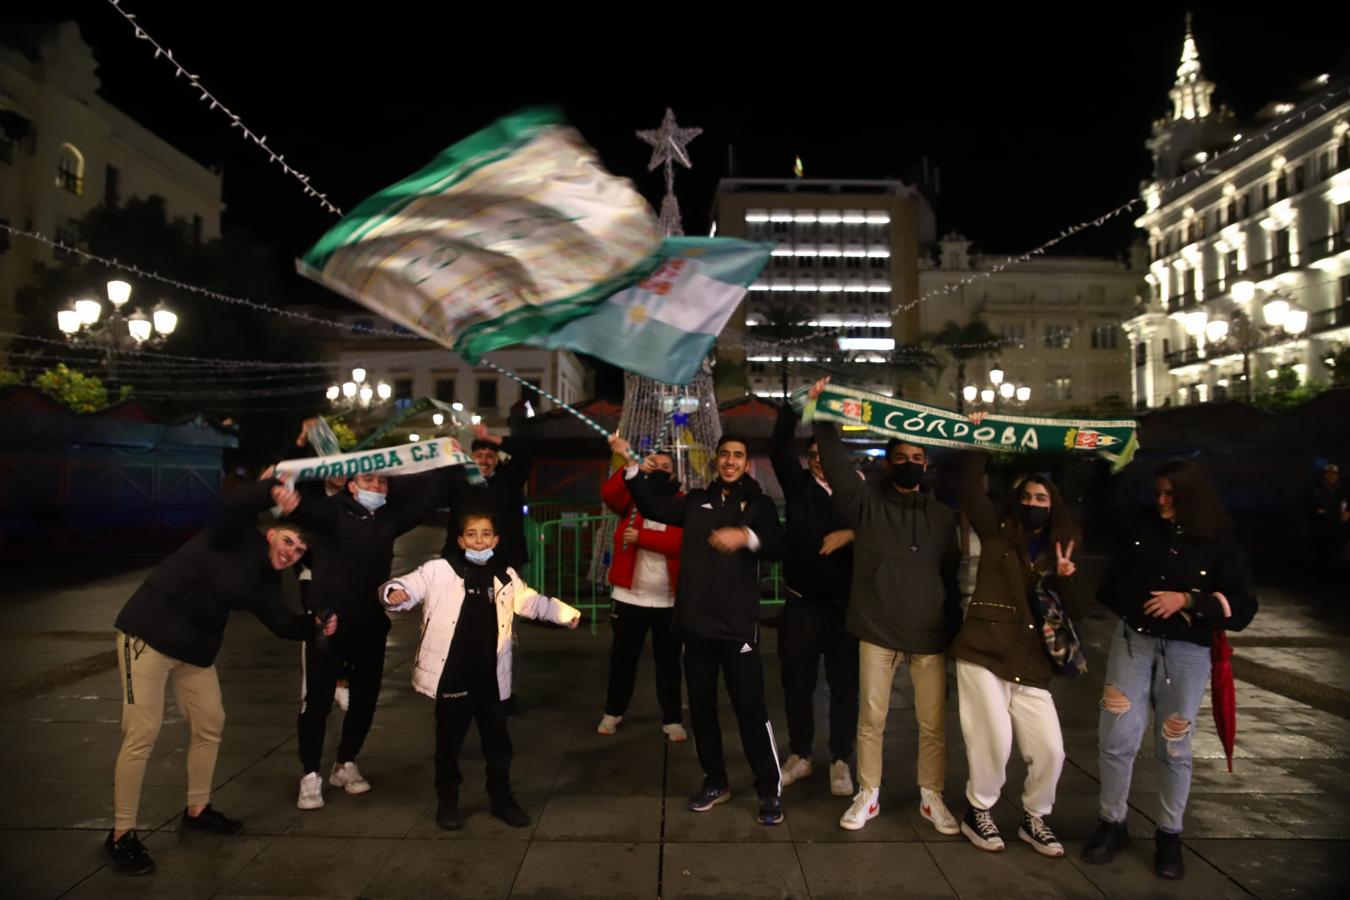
[597,450,687,742]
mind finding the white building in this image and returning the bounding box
[316,311,589,431]
[1125,19,1350,408]
[918,237,1143,413]
[712,178,931,400]
[0,23,224,337]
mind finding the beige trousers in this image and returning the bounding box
[856,640,947,793]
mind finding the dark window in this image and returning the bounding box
[1294,164,1306,194]
[1135,341,1147,367]
[435,378,456,402]
[56,152,82,195]
[477,378,498,409]
[1227,249,1240,276]
[104,165,120,206]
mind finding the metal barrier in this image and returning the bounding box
[526,512,785,634]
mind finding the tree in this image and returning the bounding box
[754,300,814,397]
[15,196,325,464]
[922,318,1003,411]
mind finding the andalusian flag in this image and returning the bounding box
[526,236,771,385]
[297,108,662,360]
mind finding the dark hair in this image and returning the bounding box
[272,518,310,544]
[716,433,749,453]
[649,449,675,463]
[1154,458,1231,538]
[805,436,819,451]
[457,508,497,532]
[470,439,499,453]
[884,438,926,461]
[1000,473,1079,552]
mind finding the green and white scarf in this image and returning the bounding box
[797,383,1139,470]
[275,436,473,482]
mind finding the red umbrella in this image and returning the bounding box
[1211,629,1236,772]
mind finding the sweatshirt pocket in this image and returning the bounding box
[957,599,1021,659]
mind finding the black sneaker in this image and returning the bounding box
[1018,812,1065,858]
[1081,818,1130,865]
[180,804,243,834]
[435,802,464,831]
[1154,829,1185,880]
[757,796,784,826]
[489,795,531,828]
[687,783,731,812]
[103,830,155,876]
[960,805,1004,852]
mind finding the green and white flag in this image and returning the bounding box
[798,382,1140,470]
[297,108,662,361]
[275,437,473,482]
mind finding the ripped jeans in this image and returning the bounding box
[1097,623,1211,833]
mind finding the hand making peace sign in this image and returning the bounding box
[1055,540,1076,578]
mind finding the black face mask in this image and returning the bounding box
[647,470,680,494]
[1019,504,1050,532]
[890,461,924,489]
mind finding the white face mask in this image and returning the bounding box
[464,547,494,565]
[354,489,387,512]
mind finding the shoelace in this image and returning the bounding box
[973,809,999,836]
[1025,815,1056,842]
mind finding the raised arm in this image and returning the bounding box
[769,403,804,490]
[209,480,281,549]
[600,467,633,515]
[812,422,865,526]
[957,450,1001,541]
[609,436,685,526]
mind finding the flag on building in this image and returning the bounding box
[525,236,772,385]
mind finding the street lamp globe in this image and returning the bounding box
[57,308,81,334]
[1016,386,1031,402]
[989,367,1005,385]
[1231,280,1256,304]
[999,382,1015,400]
[376,381,392,401]
[980,389,995,403]
[75,297,102,325]
[342,381,358,399]
[106,280,132,307]
[1205,317,1230,343]
[408,433,420,442]
[358,384,374,405]
[432,413,445,427]
[126,311,153,343]
[1183,311,1208,336]
[1263,298,1289,327]
[152,304,178,335]
[1283,309,1308,335]
[962,384,978,403]
[351,367,367,384]
[326,385,340,401]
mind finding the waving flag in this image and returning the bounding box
[526,236,771,385]
[297,108,662,360]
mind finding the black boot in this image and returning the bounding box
[435,800,463,832]
[1081,818,1129,865]
[1154,829,1185,879]
[490,794,531,828]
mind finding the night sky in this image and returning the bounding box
[15,2,1350,285]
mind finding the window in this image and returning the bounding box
[54,217,79,255]
[1293,164,1306,194]
[1135,341,1147,367]
[435,378,456,402]
[1342,275,1350,304]
[821,256,839,270]
[1091,325,1120,349]
[56,143,84,195]
[477,377,498,410]
[393,378,414,411]
[1273,229,1291,265]
[1276,173,1289,200]
[1043,325,1072,349]
[869,256,887,270]
[1226,249,1240,277]
[1000,323,1026,345]
[192,214,203,244]
[104,165,120,206]
[1338,201,1350,236]
[845,257,863,270]
[1261,182,1271,208]
[749,362,766,374]
[1052,377,1073,400]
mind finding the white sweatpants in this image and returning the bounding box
[956,660,1065,817]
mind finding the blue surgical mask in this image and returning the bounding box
[355,489,387,512]
[464,547,494,565]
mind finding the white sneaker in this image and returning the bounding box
[334,684,350,712]
[329,761,371,795]
[597,714,622,736]
[780,754,812,786]
[919,787,961,835]
[839,787,880,831]
[829,760,854,797]
[662,723,688,743]
[297,771,324,810]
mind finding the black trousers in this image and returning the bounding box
[604,600,683,724]
[777,597,859,762]
[434,664,513,804]
[298,629,386,774]
[683,634,781,799]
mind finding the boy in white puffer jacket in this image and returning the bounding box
[381,511,580,831]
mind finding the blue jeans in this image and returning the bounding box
[1097,623,1211,833]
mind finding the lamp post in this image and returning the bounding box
[56,280,177,389]
[971,365,1030,412]
[1214,289,1306,401]
[326,366,393,430]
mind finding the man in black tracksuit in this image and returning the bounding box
[287,468,454,809]
[441,427,534,571]
[613,432,789,826]
[769,403,858,796]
